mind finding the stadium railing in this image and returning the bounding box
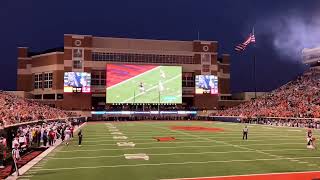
[1,116,87,129]
[202,116,320,123]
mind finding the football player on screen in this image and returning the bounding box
[159,80,164,92]
[160,69,166,78]
[139,82,145,93]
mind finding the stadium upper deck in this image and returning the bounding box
[17,34,235,111]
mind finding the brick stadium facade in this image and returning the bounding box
[17,34,234,110]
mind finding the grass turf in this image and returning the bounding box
[106,66,182,104]
[22,121,320,180]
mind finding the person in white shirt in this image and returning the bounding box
[243,125,248,140]
[64,128,71,145]
[12,137,19,149]
[10,143,20,176]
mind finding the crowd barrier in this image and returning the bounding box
[1,116,87,129]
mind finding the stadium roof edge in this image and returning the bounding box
[27,47,64,57]
[93,36,203,43]
[64,34,92,37]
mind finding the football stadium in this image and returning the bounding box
[1,2,320,180]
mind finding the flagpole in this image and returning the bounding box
[158,90,160,115]
[253,54,257,99]
[252,27,257,99]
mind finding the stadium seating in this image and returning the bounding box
[216,68,320,118]
[0,91,72,127]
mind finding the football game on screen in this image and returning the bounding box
[106,64,182,104]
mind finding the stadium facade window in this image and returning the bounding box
[57,94,64,99]
[34,73,43,89]
[91,70,106,86]
[43,94,55,99]
[182,72,195,87]
[202,65,210,72]
[34,94,42,99]
[73,60,82,69]
[44,72,53,89]
[91,52,195,64]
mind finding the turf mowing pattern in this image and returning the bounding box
[21,121,320,180]
[106,66,182,104]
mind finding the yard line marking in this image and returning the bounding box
[149,123,315,167]
[298,161,309,164]
[50,154,124,159]
[50,148,309,160]
[225,124,238,126]
[49,150,256,160]
[58,144,235,152]
[148,124,303,162]
[27,156,320,172]
[32,166,44,169]
[79,139,306,147]
[288,129,302,132]
[83,134,308,140]
[18,175,33,178]
[308,164,317,166]
[57,142,305,153]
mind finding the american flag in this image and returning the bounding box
[235,33,256,52]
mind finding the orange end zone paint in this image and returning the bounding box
[167,171,320,180]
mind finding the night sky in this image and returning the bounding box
[1,0,318,92]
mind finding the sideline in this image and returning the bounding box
[5,122,87,180]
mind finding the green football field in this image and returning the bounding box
[21,121,320,180]
[106,66,182,104]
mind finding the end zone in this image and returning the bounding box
[161,171,320,180]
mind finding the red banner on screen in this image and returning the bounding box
[106,64,157,88]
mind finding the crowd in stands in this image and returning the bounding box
[0,91,74,127]
[216,68,320,118]
[242,118,320,129]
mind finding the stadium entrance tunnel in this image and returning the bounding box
[170,126,224,132]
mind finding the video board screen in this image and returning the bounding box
[195,75,218,94]
[64,72,91,93]
[106,64,182,104]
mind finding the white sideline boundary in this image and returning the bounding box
[27,156,320,172]
[160,170,320,180]
[5,122,87,180]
